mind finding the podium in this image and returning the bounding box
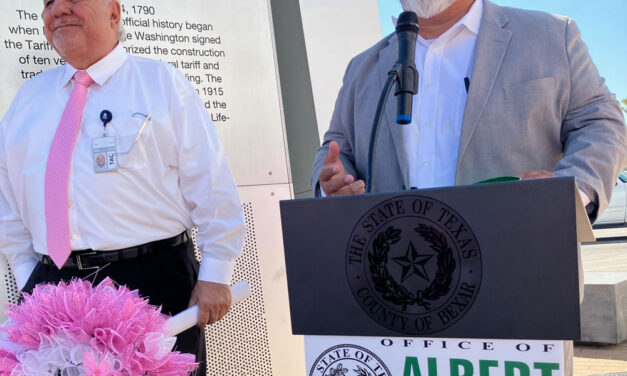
[280,177,593,375]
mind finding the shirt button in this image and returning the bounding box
[423,162,429,167]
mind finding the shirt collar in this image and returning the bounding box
[462,0,483,35]
[60,43,128,88]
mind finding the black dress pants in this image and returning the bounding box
[22,239,207,376]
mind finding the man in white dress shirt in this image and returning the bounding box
[0,0,245,372]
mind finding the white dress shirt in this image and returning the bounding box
[404,0,482,189]
[0,44,246,289]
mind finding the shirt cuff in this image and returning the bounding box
[198,256,236,285]
[578,188,591,207]
[14,259,38,291]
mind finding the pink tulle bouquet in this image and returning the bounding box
[0,278,198,375]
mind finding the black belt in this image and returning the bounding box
[39,232,188,270]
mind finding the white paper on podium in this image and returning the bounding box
[166,281,251,336]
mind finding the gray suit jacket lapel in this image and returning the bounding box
[457,0,512,182]
[378,34,410,189]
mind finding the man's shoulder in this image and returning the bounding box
[353,34,395,61]
[483,1,573,46]
[342,34,395,77]
[122,53,198,98]
[20,64,64,89]
[124,53,178,74]
[10,65,64,107]
[491,1,569,29]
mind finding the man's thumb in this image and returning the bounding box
[325,141,340,164]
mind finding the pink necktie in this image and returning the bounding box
[44,71,94,268]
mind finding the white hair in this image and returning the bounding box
[399,0,458,18]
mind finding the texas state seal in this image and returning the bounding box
[309,344,392,376]
[346,195,482,335]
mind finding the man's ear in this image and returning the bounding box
[110,1,122,31]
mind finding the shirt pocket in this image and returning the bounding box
[115,115,151,169]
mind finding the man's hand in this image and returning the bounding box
[319,141,365,196]
[188,280,232,327]
[516,170,555,180]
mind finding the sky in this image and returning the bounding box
[377,0,627,111]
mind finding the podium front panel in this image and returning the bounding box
[281,178,581,340]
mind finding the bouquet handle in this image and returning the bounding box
[166,280,251,336]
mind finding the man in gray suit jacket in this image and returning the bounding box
[312,0,626,220]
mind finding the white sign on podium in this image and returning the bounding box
[306,336,565,376]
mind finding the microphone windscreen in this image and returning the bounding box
[396,11,419,33]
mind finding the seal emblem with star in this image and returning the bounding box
[309,344,392,376]
[346,195,482,334]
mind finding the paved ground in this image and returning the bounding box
[574,341,627,375]
[573,226,627,375]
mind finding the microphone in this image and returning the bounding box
[394,11,419,125]
[366,11,419,192]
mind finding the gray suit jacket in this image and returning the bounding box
[312,0,627,218]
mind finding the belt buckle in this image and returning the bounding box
[76,252,99,270]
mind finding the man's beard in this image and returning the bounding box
[400,0,459,18]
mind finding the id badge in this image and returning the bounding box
[92,136,118,173]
